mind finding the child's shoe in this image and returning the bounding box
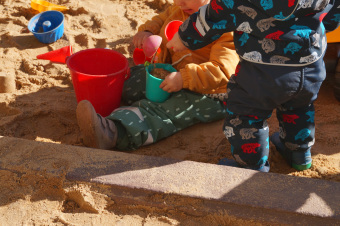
[76,100,117,150]
[218,158,270,172]
[270,132,312,171]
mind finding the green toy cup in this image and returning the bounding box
[146,63,176,102]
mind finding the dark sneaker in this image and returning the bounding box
[258,160,270,173]
[270,132,312,171]
[76,100,117,149]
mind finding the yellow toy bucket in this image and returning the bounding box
[31,0,68,13]
[327,27,340,43]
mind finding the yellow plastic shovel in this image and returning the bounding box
[31,0,69,13]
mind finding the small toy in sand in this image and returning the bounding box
[37,47,130,117]
[133,35,162,65]
[28,10,64,43]
[145,63,176,103]
[132,48,152,65]
[0,72,16,93]
[31,0,69,13]
[36,45,73,64]
[143,35,162,58]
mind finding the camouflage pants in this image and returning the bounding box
[106,65,226,151]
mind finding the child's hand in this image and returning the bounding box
[166,32,188,52]
[133,31,153,49]
[159,72,183,93]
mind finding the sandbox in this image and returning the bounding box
[0,0,339,224]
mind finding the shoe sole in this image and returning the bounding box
[76,100,100,148]
[292,162,312,171]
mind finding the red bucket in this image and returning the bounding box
[66,48,129,117]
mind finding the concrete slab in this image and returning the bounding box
[0,136,339,225]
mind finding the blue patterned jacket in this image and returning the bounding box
[178,0,340,66]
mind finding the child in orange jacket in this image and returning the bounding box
[76,0,239,150]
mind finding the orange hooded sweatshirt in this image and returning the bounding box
[138,5,239,95]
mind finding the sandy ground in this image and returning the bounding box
[0,0,339,224]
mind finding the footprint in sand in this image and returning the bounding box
[66,7,88,16]
[20,59,39,75]
[95,38,106,48]
[73,33,108,49]
[74,33,90,47]
[79,15,104,33]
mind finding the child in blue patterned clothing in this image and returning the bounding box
[167,0,340,172]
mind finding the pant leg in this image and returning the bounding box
[223,111,271,170]
[122,65,147,105]
[223,60,299,170]
[107,91,226,150]
[275,55,326,153]
[224,58,325,170]
[276,99,316,153]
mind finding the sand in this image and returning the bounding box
[0,0,339,224]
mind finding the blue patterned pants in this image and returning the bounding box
[224,58,326,170]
